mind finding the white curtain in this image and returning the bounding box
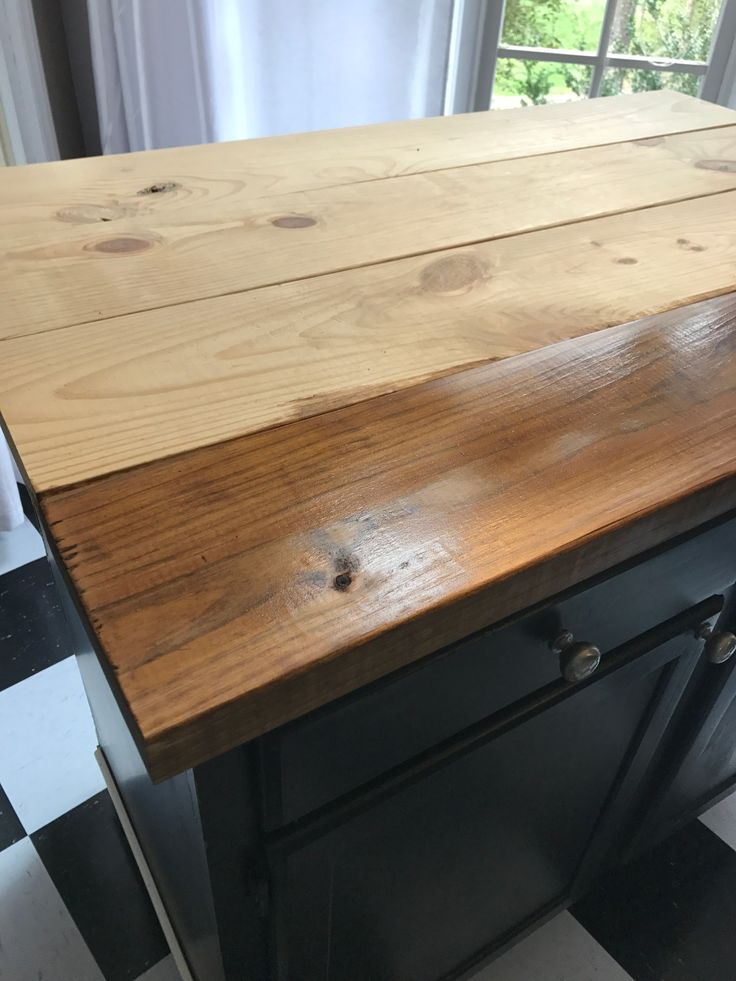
[87,0,454,153]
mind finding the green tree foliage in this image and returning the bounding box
[604,0,718,96]
[496,0,720,105]
[497,0,567,105]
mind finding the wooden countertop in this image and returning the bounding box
[1,92,735,780]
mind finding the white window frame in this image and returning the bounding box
[446,0,736,113]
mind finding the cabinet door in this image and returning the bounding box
[633,588,736,843]
[267,607,711,981]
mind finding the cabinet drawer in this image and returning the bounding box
[260,516,736,829]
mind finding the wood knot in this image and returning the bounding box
[615,256,638,265]
[271,214,317,229]
[137,181,180,195]
[677,237,706,252]
[420,253,486,295]
[57,204,124,224]
[86,235,156,256]
[332,549,359,591]
[694,159,736,173]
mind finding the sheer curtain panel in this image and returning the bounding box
[87,0,454,152]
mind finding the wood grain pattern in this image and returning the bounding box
[1,96,734,338]
[1,91,728,208]
[4,190,736,492]
[4,125,736,341]
[40,294,736,780]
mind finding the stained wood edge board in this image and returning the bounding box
[4,191,736,493]
[4,120,736,340]
[40,294,736,781]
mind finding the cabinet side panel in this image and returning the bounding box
[53,557,226,981]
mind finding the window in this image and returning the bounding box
[445,0,736,112]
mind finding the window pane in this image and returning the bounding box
[502,0,607,52]
[601,66,702,97]
[608,0,722,62]
[493,59,593,108]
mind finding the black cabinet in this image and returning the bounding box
[267,607,710,981]
[60,512,736,981]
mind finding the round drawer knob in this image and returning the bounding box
[697,623,736,664]
[552,630,602,683]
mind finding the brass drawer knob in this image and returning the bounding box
[552,630,602,683]
[697,623,736,664]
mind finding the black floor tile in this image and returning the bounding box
[572,820,736,981]
[0,557,73,692]
[31,790,168,981]
[0,781,25,851]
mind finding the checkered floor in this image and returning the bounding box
[1,489,736,981]
[0,508,179,981]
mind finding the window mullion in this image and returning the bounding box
[700,0,736,103]
[589,0,620,98]
[606,54,707,73]
[496,45,705,74]
[497,45,598,65]
[444,0,508,114]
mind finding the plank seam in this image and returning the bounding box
[2,179,736,348]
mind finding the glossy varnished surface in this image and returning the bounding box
[41,295,736,779]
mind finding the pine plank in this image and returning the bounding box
[3,191,736,492]
[39,294,736,780]
[1,91,729,209]
[1,96,734,338]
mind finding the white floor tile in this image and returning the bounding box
[135,954,182,981]
[0,656,104,834]
[0,516,45,576]
[0,836,104,981]
[471,911,634,981]
[700,787,736,851]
